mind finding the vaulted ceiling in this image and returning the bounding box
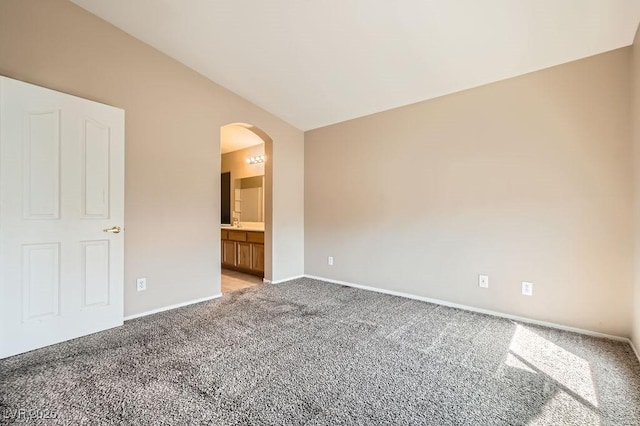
[71,0,640,131]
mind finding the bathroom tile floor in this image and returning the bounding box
[221,269,263,293]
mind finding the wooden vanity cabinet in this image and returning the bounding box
[221,230,264,277]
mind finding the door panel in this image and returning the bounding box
[21,243,61,321]
[23,109,61,220]
[81,240,110,307]
[0,76,125,359]
[82,118,111,219]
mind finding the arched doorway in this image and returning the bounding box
[219,123,273,293]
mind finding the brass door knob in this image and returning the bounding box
[103,226,122,234]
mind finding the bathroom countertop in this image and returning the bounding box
[221,225,265,232]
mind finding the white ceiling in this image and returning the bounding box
[221,124,264,154]
[71,0,640,131]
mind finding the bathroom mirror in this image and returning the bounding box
[221,172,231,225]
[234,175,264,222]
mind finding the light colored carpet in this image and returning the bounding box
[1,277,639,425]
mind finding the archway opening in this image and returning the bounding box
[219,123,273,293]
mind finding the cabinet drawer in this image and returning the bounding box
[228,230,247,242]
[247,232,264,244]
[221,230,228,240]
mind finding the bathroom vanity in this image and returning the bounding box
[221,227,264,277]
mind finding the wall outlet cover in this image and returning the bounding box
[136,277,147,292]
[328,256,334,266]
[522,281,533,296]
[479,275,489,288]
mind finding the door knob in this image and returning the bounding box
[103,226,122,234]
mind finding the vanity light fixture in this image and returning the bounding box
[247,155,265,164]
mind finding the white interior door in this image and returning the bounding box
[0,76,125,359]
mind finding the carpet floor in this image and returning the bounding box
[1,278,639,425]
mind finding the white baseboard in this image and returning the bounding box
[264,275,305,285]
[124,294,222,321]
[304,274,631,343]
[630,339,640,364]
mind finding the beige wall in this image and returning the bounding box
[2,0,634,339]
[221,144,265,222]
[305,48,634,337]
[0,0,304,316]
[632,27,640,348]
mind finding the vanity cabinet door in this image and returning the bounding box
[222,240,236,266]
[236,242,252,270]
[251,244,264,273]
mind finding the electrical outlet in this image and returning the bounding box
[136,277,147,292]
[522,281,533,296]
[478,275,489,288]
[328,256,334,266]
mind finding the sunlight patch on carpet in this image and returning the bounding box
[509,324,598,408]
